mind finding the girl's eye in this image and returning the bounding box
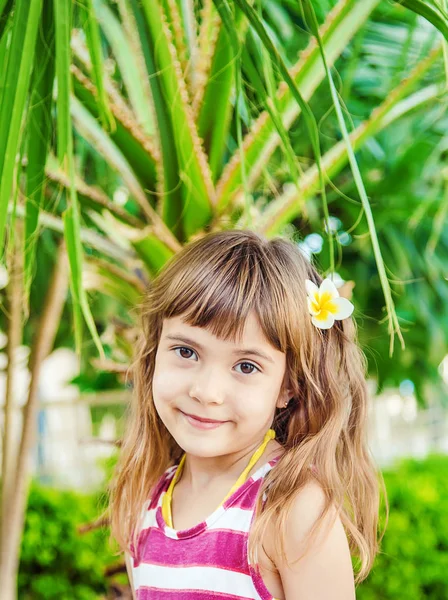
[172,347,260,375]
[175,346,196,360]
[235,362,259,375]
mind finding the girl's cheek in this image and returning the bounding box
[153,365,183,404]
[241,398,274,422]
[152,366,168,403]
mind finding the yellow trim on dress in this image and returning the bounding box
[162,428,276,529]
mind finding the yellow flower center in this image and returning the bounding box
[311,291,338,321]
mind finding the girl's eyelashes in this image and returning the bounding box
[171,346,261,375]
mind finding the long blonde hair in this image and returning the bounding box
[109,229,388,584]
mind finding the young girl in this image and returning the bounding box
[109,229,387,599]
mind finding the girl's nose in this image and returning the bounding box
[188,371,225,405]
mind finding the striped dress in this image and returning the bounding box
[131,455,282,600]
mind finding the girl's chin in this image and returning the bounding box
[170,417,235,450]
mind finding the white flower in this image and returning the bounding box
[305,277,354,330]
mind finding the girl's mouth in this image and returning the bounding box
[180,410,228,430]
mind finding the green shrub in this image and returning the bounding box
[19,482,117,600]
[357,453,448,600]
[19,453,448,598]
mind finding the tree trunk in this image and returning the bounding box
[0,225,25,600]
[0,241,69,600]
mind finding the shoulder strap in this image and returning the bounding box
[162,429,276,528]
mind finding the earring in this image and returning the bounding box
[283,399,289,408]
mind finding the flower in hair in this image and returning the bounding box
[305,278,354,329]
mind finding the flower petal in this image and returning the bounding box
[332,297,354,320]
[312,313,335,329]
[307,297,319,316]
[319,277,339,298]
[305,279,319,297]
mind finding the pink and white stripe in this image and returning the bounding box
[131,457,281,599]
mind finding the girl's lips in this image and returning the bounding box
[180,411,228,430]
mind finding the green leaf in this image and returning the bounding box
[302,0,405,354]
[398,0,448,40]
[70,94,182,255]
[0,13,11,147]
[78,0,115,131]
[212,0,252,220]
[197,18,234,181]
[0,0,13,42]
[53,0,72,166]
[45,153,145,229]
[140,0,215,239]
[54,0,104,358]
[197,2,253,181]
[192,0,220,116]
[62,207,84,354]
[223,0,333,269]
[177,0,197,68]
[215,0,382,212]
[70,95,156,223]
[0,0,43,256]
[242,30,304,197]
[84,257,144,307]
[96,0,154,136]
[257,48,444,235]
[24,0,56,309]
[63,196,105,359]
[128,0,183,238]
[12,200,137,263]
[71,67,158,194]
[160,0,190,83]
[130,230,175,275]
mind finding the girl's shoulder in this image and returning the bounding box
[262,479,355,596]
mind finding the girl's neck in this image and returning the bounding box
[178,436,284,495]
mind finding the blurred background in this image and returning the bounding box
[0,0,447,598]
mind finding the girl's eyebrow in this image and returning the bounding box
[164,334,275,364]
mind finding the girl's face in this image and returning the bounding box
[152,311,291,458]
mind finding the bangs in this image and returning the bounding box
[158,235,289,352]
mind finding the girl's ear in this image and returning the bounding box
[276,387,294,409]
